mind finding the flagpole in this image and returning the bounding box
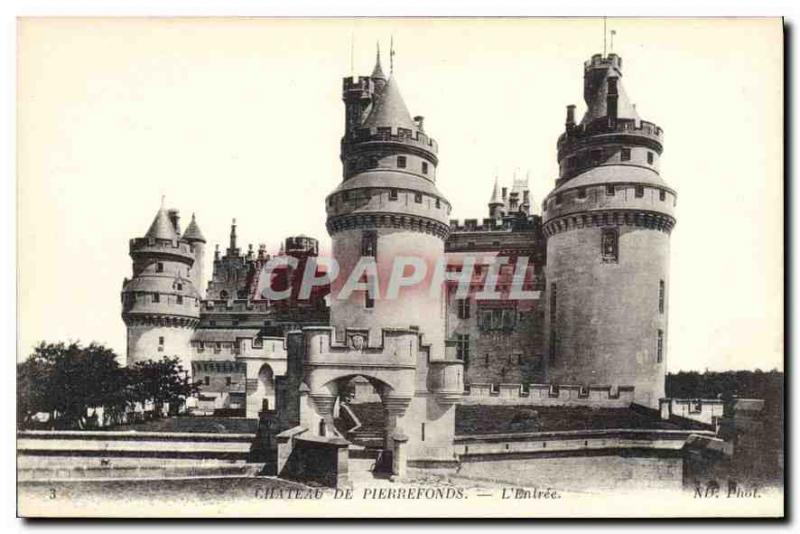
[603,17,607,57]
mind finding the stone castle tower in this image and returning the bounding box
[121,202,205,373]
[276,49,463,474]
[541,53,677,408]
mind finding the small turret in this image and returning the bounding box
[488,176,504,219]
[183,213,206,298]
[227,219,239,257]
[371,42,387,95]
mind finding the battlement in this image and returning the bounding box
[461,383,636,408]
[585,52,623,71]
[448,215,540,233]
[558,117,663,155]
[129,237,196,262]
[342,75,375,96]
[343,126,438,154]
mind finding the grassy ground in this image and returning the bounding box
[455,405,710,435]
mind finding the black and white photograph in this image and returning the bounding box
[11,15,784,519]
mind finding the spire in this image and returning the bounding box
[371,42,386,80]
[228,218,238,255]
[182,213,206,243]
[145,201,178,241]
[362,76,416,130]
[489,176,503,206]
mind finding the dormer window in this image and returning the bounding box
[176,283,183,291]
[422,162,429,174]
[659,190,666,201]
[415,193,423,203]
[606,184,615,196]
[152,293,160,303]
[397,156,407,168]
[389,189,398,201]
[156,262,164,273]
[647,152,654,164]
[621,147,631,161]
[577,188,587,199]
[635,186,645,198]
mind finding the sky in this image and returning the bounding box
[17,17,783,371]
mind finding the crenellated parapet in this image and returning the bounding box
[558,118,663,161]
[461,383,636,408]
[326,211,450,240]
[129,237,197,264]
[122,315,199,329]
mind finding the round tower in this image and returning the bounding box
[326,59,452,357]
[121,203,201,373]
[541,53,676,408]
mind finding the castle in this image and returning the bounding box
[121,49,676,472]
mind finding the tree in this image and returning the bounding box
[129,357,198,416]
[17,341,128,429]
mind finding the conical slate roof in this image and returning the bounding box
[371,46,387,81]
[182,213,206,242]
[145,205,178,240]
[362,76,417,131]
[489,177,503,205]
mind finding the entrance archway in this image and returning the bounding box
[256,363,275,411]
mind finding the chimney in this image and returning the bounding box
[413,115,425,132]
[607,76,619,123]
[167,209,181,235]
[565,104,576,128]
[502,187,508,202]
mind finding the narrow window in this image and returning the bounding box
[647,152,654,164]
[421,423,426,442]
[577,187,587,199]
[415,193,423,203]
[435,198,441,209]
[176,283,183,291]
[364,273,375,309]
[621,147,631,161]
[177,295,183,305]
[204,376,210,386]
[158,336,164,346]
[397,156,407,168]
[156,262,164,273]
[456,334,470,363]
[659,280,665,314]
[457,298,470,319]
[555,193,563,205]
[606,184,615,196]
[389,189,398,201]
[659,189,666,201]
[601,228,619,263]
[226,376,232,386]
[635,185,644,198]
[484,354,489,366]
[421,161,429,174]
[361,230,377,257]
[152,293,160,303]
[657,329,664,363]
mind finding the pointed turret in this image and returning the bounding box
[227,218,239,256]
[145,202,178,241]
[182,213,206,243]
[488,176,504,219]
[362,76,416,131]
[371,43,387,81]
